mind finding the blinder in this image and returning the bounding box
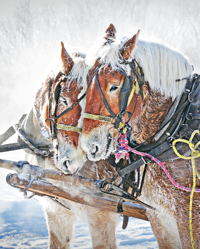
[119,75,133,114]
[52,81,62,117]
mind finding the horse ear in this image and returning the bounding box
[61,41,74,73]
[120,30,140,60]
[104,23,116,40]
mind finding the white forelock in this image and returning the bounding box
[86,36,193,100]
[85,37,128,72]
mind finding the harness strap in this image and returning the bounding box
[0,114,27,145]
[95,73,117,120]
[14,124,50,156]
[118,157,149,176]
[57,124,82,133]
[55,91,86,120]
[83,113,114,123]
[118,134,200,177]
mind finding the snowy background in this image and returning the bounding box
[0,0,200,248]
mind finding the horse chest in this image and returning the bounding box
[139,160,200,212]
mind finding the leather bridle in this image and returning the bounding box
[83,59,145,130]
[47,73,84,144]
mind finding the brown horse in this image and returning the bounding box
[23,42,88,248]
[81,24,200,248]
[23,40,121,249]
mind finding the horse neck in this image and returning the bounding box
[129,89,173,144]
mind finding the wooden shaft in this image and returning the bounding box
[0,158,102,191]
[6,173,148,221]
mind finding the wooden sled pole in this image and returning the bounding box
[6,173,148,221]
[0,158,149,220]
[0,158,106,192]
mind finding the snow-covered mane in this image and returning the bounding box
[70,56,88,86]
[134,40,193,99]
[86,36,193,99]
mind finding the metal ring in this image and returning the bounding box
[188,92,194,102]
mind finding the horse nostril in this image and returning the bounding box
[61,159,71,174]
[91,144,99,156]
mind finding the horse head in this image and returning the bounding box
[81,25,193,161]
[34,42,87,173]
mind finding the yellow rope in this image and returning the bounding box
[172,130,200,249]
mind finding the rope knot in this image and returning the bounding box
[172,130,200,161]
[116,133,130,162]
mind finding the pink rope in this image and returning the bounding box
[115,133,200,192]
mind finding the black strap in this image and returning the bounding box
[138,164,148,196]
[118,157,149,176]
[55,92,86,120]
[95,73,117,119]
[122,215,129,229]
[132,75,200,152]
[56,64,102,120]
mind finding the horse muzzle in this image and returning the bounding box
[81,132,113,161]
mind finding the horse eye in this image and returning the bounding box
[110,85,118,92]
[60,97,68,106]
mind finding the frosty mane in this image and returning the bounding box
[134,40,193,99]
[70,56,89,87]
[86,37,193,99]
